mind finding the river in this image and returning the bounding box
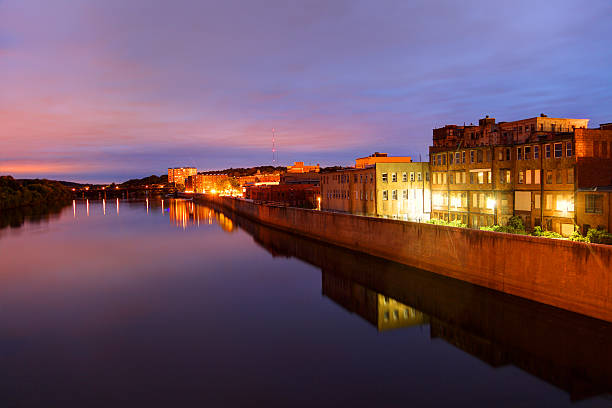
[0,198,610,407]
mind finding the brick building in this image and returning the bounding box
[429,116,612,235]
[245,184,320,209]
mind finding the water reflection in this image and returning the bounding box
[200,200,612,403]
[2,199,612,405]
[0,201,69,231]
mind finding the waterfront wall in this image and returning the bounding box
[196,194,612,322]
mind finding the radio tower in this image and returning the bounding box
[272,128,276,164]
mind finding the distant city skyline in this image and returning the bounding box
[1,0,611,183]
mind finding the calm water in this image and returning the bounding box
[1,198,611,407]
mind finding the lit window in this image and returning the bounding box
[478,172,484,184]
[518,171,524,184]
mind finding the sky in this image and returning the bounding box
[1,0,611,183]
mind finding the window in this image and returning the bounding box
[402,189,408,199]
[554,143,563,158]
[392,173,397,182]
[525,146,531,160]
[498,150,503,161]
[546,170,553,184]
[449,154,454,165]
[506,170,511,184]
[478,172,484,184]
[402,172,407,182]
[517,147,522,160]
[472,193,478,208]
[556,170,563,184]
[479,193,485,209]
[534,169,541,184]
[499,169,506,184]
[567,168,574,184]
[534,146,539,159]
[455,152,460,163]
[392,190,397,200]
[470,150,475,163]
[443,173,447,184]
[410,172,415,182]
[585,194,603,214]
[470,173,475,184]
[526,170,532,184]
[566,142,572,157]
[477,150,483,163]
[382,173,388,182]
[545,194,553,210]
[417,172,422,181]
[518,170,524,184]
[442,155,446,165]
[534,193,541,209]
[449,173,454,184]
[425,172,430,181]
[545,144,551,158]
[462,151,466,163]
[487,171,492,184]
[382,190,388,200]
[505,148,510,161]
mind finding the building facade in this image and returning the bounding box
[168,167,197,186]
[320,154,431,220]
[286,161,320,173]
[429,116,612,235]
[245,184,320,209]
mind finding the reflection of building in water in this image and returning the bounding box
[167,199,235,232]
[322,273,428,331]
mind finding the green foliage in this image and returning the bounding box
[479,224,528,235]
[586,228,612,245]
[426,218,467,228]
[120,174,168,187]
[0,176,72,210]
[507,216,525,231]
[531,226,563,239]
[568,230,590,243]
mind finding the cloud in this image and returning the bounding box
[0,0,611,181]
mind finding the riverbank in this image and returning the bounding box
[0,176,72,210]
[195,193,612,322]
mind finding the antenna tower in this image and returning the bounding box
[272,128,276,163]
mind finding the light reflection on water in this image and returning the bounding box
[0,199,611,407]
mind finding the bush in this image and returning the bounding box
[568,230,590,243]
[531,226,564,239]
[426,218,467,228]
[586,228,612,245]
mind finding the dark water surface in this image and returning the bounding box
[0,198,611,407]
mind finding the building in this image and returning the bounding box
[320,153,431,221]
[168,167,197,186]
[245,184,320,209]
[355,152,413,168]
[429,116,612,235]
[184,173,229,193]
[286,161,320,173]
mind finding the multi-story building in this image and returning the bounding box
[429,116,612,235]
[168,167,197,186]
[185,173,229,193]
[320,153,431,221]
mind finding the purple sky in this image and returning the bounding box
[1,0,611,183]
